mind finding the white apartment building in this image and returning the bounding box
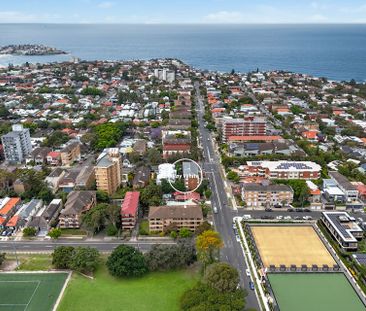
[1,124,32,163]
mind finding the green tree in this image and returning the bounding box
[70,247,100,274]
[23,227,37,237]
[107,245,148,277]
[195,221,212,236]
[52,246,75,269]
[146,149,162,165]
[180,283,245,311]
[48,228,62,239]
[179,228,193,238]
[96,190,110,203]
[144,240,196,272]
[203,262,239,292]
[82,203,108,233]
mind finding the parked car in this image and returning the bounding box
[276,215,283,220]
[304,208,311,212]
[236,235,241,242]
[246,269,251,277]
[249,281,255,290]
[287,208,294,212]
[265,208,272,212]
[294,216,302,220]
[213,206,218,214]
[284,216,292,220]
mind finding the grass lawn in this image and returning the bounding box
[5,254,53,271]
[58,265,198,311]
[268,273,366,311]
[138,220,150,235]
[60,228,87,236]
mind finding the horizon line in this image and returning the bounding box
[1,22,366,25]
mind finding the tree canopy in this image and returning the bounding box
[106,245,148,277]
[203,262,240,292]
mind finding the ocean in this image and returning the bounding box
[0,23,366,81]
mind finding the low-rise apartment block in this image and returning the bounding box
[148,205,203,232]
[121,191,139,231]
[241,183,293,208]
[244,161,321,180]
[60,140,81,166]
[59,191,96,228]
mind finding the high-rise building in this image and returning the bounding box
[1,124,32,163]
[94,148,122,195]
[154,68,176,83]
[222,117,267,142]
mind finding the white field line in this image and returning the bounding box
[52,271,72,311]
[24,280,41,311]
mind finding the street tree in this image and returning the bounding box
[203,262,239,292]
[52,246,75,269]
[196,230,223,268]
[23,227,37,237]
[70,247,100,274]
[107,245,148,277]
[48,228,62,239]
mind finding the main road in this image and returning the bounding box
[195,83,260,310]
[0,240,176,253]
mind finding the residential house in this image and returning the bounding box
[132,166,150,189]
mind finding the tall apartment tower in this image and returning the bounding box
[222,117,267,142]
[1,124,32,163]
[94,148,122,195]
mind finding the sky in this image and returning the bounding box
[1,0,366,24]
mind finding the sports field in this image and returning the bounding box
[0,273,68,311]
[251,225,335,267]
[268,273,366,311]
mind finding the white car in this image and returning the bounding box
[246,269,251,277]
[236,235,241,242]
[284,216,292,220]
[276,215,283,220]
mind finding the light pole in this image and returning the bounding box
[12,239,19,267]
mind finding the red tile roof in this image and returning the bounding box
[0,198,20,216]
[6,215,19,227]
[121,192,140,216]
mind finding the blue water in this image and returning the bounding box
[0,24,366,81]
